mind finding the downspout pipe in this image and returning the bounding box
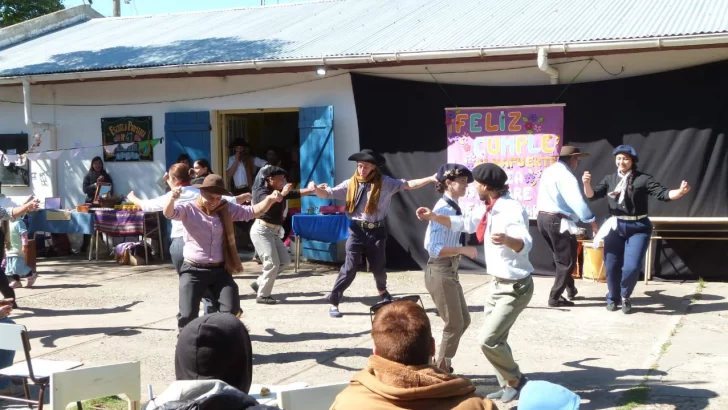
[537,48,559,85]
[22,79,56,132]
[22,78,58,196]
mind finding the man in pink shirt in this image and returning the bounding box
[164,174,282,330]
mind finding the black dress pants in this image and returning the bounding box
[537,213,578,302]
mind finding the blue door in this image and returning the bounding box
[298,106,338,262]
[299,106,335,210]
[164,111,211,169]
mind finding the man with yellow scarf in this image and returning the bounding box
[313,149,437,317]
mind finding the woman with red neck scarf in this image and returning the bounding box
[584,145,691,314]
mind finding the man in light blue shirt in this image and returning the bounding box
[422,163,478,373]
[536,145,598,307]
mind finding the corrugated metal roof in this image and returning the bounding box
[1,0,728,76]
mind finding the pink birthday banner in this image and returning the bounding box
[446,104,564,219]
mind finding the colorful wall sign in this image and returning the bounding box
[446,104,564,218]
[101,116,154,161]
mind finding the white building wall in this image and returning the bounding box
[0,72,360,205]
[1,47,727,205]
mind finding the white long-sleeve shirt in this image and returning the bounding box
[449,194,533,280]
[226,156,267,188]
[137,186,235,238]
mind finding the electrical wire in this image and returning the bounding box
[425,67,458,108]
[0,72,349,107]
[356,58,595,76]
[553,59,593,103]
[0,57,624,107]
[594,58,625,76]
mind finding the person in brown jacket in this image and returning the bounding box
[330,300,497,410]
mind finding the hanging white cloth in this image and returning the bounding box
[45,151,63,160]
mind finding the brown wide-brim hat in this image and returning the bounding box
[558,145,590,158]
[193,174,231,196]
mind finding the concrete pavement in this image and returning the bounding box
[2,255,726,409]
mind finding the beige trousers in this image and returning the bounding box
[477,275,534,386]
[424,256,471,368]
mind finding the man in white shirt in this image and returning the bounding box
[536,145,599,307]
[225,139,267,195]
[226,139,267,251]
[417,163,532,404]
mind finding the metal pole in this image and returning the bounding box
[113,0,121,16]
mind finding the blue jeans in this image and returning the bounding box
[0,317,16,390]
[604,218,653,304]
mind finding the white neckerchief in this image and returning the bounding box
[608,170,631,204]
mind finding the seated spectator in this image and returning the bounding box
[517,380,580,410]
[143,313,276,410]
[330,300,497,410]
[0,298,18,396]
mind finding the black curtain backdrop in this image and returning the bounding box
[350,60,728,278]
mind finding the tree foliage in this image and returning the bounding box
[0,0,65,28]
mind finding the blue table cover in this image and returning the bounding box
[27,210,95,235]
[292,214,350,243]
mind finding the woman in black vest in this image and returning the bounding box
[583,145,690,314]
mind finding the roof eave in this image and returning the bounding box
[3,33,728,85]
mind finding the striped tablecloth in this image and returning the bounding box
[93,209,156,236]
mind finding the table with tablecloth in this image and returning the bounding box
[27,210,95,235]
[91,209,164,264]
[291,214,350,271]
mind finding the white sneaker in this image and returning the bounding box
[8,280,22,289]
[486,386,519,402]
[26,273,38,287]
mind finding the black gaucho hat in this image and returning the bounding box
[436,163,474,183]
[348,149,385,166]
[228,138,251,149]
[472,163,508,188]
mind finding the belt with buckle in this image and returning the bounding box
[184,259,224,269]
[538,211,569,219]
[615,214,648,221]
[355,220,385,230]
[258,220,281,230]
[427,255,460,264]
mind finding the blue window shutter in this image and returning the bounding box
[164,111,211,169]
[298,106,340,263]
[299,106,334,211]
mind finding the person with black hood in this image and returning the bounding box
[313,149,437,318]
[584,144,691,314]
[249,165,315,304]
[81,156,113,253]
[143,313,277,410]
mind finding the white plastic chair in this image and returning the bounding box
[50,362,141,410]
[0,322,82,409]
[278,382,349,410]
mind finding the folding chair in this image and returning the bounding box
[278,382,349,410]
[0,323,82,409]
[50,362,141,410]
